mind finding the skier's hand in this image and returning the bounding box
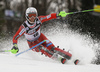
[58,11,67,17]
[11,44,19,54]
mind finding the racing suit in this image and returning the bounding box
[13,13,57,56]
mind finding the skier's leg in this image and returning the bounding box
[28,33,72,64]
[34,33,56,57]
[37,33,72,59]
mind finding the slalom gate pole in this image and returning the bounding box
[15,40,47,56]
[65,8,100,15]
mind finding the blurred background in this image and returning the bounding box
[0,0,100,37]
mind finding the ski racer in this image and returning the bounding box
[11,7,72,64]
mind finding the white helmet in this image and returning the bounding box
[25,7,38,23]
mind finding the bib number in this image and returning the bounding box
[33,32,39,37]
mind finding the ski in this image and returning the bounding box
[39,46,80,65]
[54,47,72,59]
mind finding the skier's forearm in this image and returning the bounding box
[13,25,25,44]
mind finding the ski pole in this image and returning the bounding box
[15,40,47,56]
[0,50,12,52]
[65,8,100,15]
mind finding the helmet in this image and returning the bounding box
[25,7,38,23]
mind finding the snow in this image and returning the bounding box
[0,53,100,72]
[0,22,100,72]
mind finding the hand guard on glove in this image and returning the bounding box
[11,44,19,54]
[57,11,67,17]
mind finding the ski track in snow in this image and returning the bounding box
[0,22,100,72]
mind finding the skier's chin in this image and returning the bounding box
[29,21,35,24]
[29,21,34,24]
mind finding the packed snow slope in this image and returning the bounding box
[0,54,100,72]
[0,21,100,72]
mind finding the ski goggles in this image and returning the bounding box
[28,13,37,18]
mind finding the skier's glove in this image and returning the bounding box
[57,11,67,17]
[11,44,19,54]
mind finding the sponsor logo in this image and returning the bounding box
[46,43,52,47]
[19,29,25,35]
[41,17,46,21]
[47,15,51,19]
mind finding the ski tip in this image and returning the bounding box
[61,58,66,64]
[74,59,79,65]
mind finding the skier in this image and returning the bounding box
[11,7,73,64]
